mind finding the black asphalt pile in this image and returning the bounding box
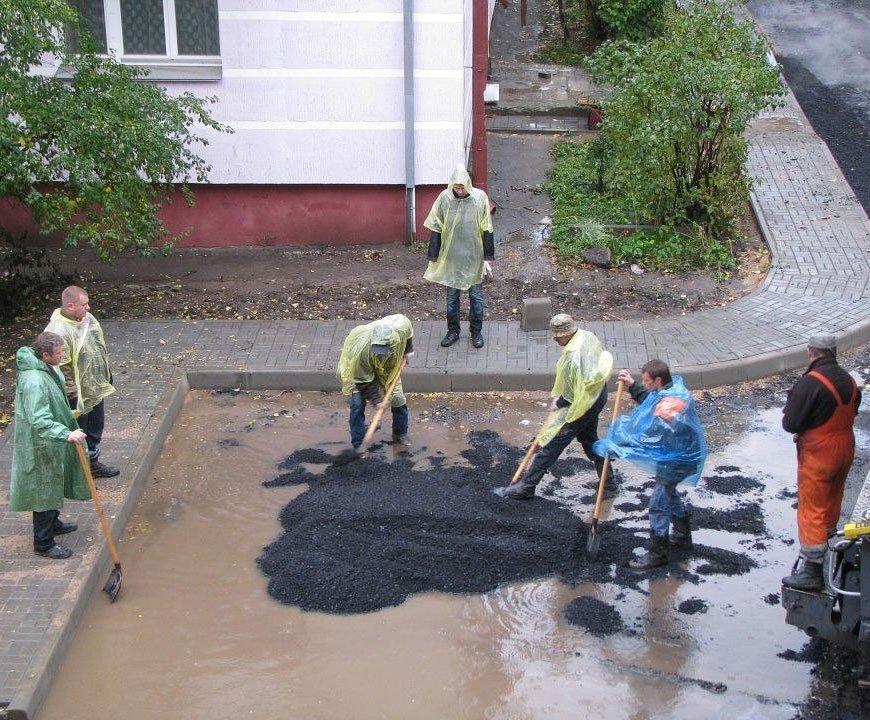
[257,430,760,614]
[258,430,589,614]
[564,596,625,635]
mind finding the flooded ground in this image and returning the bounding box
[38,387,868,720]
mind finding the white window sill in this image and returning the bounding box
[56,59,222,82]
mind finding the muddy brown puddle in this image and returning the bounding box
[40,389,824,720]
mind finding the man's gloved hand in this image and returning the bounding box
[356,380,384,406]
[550,395,570,411]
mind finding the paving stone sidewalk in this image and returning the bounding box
[2,51,870,720]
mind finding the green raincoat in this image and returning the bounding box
[10,347,90,512]
[538,330,613,446]
[423,165,493,291]
[336,315,414,408]
[45,308,115,417]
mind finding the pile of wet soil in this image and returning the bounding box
[258,431,759,615]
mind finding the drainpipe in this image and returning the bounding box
[471,0,488,193]
[403,0,416,245]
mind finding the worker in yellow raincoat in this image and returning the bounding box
[336,314,415,449]
[495,314,613,499]
[44,286,118,478]
[423,164,494,350]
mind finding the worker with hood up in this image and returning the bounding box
[336,314,415,449]
[423,163,494,350]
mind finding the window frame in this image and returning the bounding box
[63,0,222,81]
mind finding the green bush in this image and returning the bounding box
[587,0,784,237]
[546,140,735,272]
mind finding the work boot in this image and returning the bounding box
[392,433,411,449]
[440,330,460,347]
[494,481,537,499]
[53,520,78,536]
[35,544,73,560]
[629,533,669,571]
[782,559,825,592]
[90,459,120,478]
[471,332,485,349]
[669,514,693,550]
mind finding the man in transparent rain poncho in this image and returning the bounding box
[336,314,415,450]
[44,286,118,478]
[423,164,494,350]
[595,360,708,571]
[495,314,613,499]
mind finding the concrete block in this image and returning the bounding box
[521,297,553,332]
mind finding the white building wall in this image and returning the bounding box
[160,0,472,186]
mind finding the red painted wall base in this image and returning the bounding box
[0,184,444,248]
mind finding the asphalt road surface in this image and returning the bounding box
[748,0,870,213]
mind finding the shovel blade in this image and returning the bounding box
[586,530,601,559]
[103,565,122,602]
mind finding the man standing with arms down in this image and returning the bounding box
[781,333,861,591]
[45,286,119,478]
[495,314,613,499]
[10,332,90,559]
[423,163,494,350]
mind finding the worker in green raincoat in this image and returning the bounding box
[336,314,415,449]
[424,164,494,350]
[496,314,613,499]
[10,332,90,560]
[45,285,118,478]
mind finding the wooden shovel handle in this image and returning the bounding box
[361,356,408,445]
[75,442,122,567]
[592,379,626,522]
[509,439,540,486]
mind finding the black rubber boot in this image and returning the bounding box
[494,481,537,499]
[669,514,693,549]
[782,559,824,592]
[629,533,669,570]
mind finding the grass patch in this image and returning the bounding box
[545,139,736,272]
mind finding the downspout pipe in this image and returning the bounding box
[471,0,488,193]
[403,0,416,244]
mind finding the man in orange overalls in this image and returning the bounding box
[782,333,861,591]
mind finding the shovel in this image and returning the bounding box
[75,443,123,601]
[332,357,408,467]
[586,379,625,559]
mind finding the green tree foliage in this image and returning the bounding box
[0,0,230,259]
[553,0,667,46]
[587,0,784,237]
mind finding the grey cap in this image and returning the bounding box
[807,333,837,353]
[549,313,578,338]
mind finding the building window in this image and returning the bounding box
[65,0,220,76]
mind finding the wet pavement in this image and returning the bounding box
[36,390,859,720]
[1,2,870,718]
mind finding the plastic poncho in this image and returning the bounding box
[423,165,493,291]
[10,347,90,512]
[45,308,115,417]
[538,330,613,446]
[336,315,414,408]
[593,376,708,486]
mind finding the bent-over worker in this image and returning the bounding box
[336,314,415,449]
